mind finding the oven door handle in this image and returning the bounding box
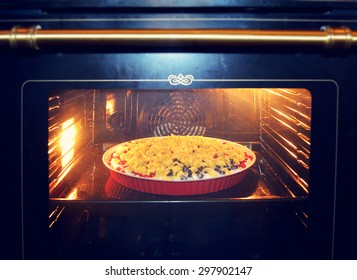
[0,25,355,50]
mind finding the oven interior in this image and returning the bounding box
[45,87,313,259]
[48,88,311,203]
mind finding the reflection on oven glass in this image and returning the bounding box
[60,118,77,168]
[48,88,311,202]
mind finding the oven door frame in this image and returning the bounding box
[21,78,337,259]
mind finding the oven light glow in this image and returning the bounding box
[60,118,77,168]
[66,188,78,200]
[106,94,115,115]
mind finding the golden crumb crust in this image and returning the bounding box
[109,135,254,180]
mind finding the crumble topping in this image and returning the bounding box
[109,135,254,181]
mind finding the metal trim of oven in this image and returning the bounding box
[1,17,357,24]
[1,26,356,50]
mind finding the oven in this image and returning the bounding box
[1,0,357,260]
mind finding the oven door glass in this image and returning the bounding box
[47,87,311,201]
[22,80,337,259]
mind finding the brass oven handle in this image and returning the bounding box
[0,25,356,50]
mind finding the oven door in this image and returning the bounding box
[19,77,337,260]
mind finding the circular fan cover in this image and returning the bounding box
[149,93,206,136]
